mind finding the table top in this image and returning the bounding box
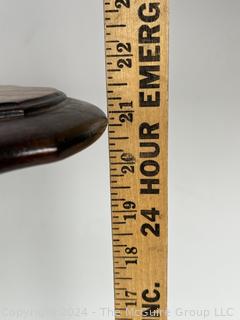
[0,86,59,104]
[0,86,107,174]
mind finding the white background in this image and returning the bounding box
[0,0,239,319]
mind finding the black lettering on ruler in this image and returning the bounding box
[142,282,161,319]
[139,123,160,195]
[138,2,161,107]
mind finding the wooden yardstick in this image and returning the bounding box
[104,1,168,319]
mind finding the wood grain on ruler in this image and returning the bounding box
[104,1,168,319]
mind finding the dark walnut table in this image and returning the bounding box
[0,86,107,173]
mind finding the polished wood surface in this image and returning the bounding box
[0,86,107,173]
[0,86,60,104]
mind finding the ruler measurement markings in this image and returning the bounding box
[106,54,133,57]
[111,175,125,178]
[109,110,134,113]
[113,233,133,236]
[104,1,168,320]
[105,10,119,13]
[106,24,127,28]
[110,162,134,165]
[107,69,121,72]
[113,222,127,225]
[106,40,120,43]
[112,210,137,213]
[108,83,128,87]
[109,149,124,152]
